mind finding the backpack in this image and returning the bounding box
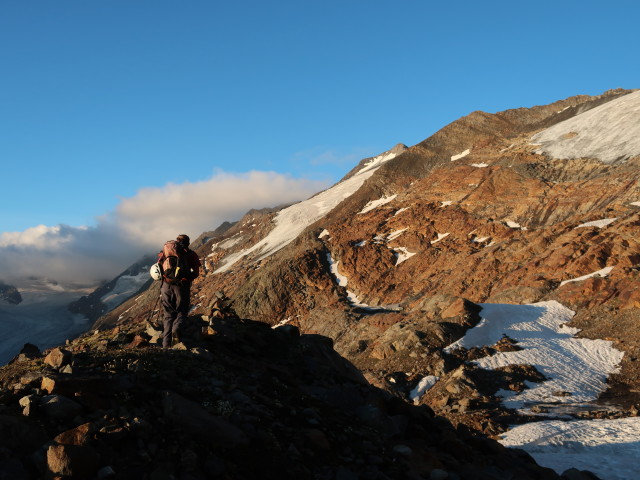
[160,240,189,284]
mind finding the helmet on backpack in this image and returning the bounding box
[150,263,163,281]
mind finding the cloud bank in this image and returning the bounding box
[0,171,328,287]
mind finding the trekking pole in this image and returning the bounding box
[147,280,163,326]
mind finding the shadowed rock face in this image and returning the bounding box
[0,316,570,480]
[0,283,22,305]
[84,89,639,451]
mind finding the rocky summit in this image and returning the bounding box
[3,88,640,479]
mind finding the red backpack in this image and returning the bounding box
[160,240,189,284]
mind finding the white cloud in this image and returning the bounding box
[0,171,328,287]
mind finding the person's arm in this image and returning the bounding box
[187,250,201,281]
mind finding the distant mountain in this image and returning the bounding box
[0,282,21,305]
[67,255,156,322]
[67,88,640,476]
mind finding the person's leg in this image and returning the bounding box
[161,283,177,348]
[173,284,191,342]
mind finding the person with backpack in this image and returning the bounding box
[156,234,201,348]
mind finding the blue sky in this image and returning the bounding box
[0,0,638,285]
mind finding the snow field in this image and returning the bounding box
[100,270,150,311]
[215,148,401,273]
[501,417,640,479]
[531,91,640,164]
[445,301,623,410]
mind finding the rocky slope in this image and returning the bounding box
[0,313,594,479]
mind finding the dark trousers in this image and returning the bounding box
[160,282,190,348]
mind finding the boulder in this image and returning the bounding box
[47,444,99,479]
[44,348,73,370]
[39,395,83,421]
[54,422,94,446]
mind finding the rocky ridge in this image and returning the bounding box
[0,311,597,479]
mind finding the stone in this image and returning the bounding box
[18,395,37,417]
[54,422,94,446]
[39,395,83,421]
[44,348,73,370]
[47,444,99,479]
[40,377,57,394]
[127,335,149,349]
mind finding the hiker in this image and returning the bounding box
[157,234,201,348]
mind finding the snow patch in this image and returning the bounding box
[471,163,489,168]
[451,149,471,161]
[531,91,640,164]
[505,220,522,229]
[409,376,439,404]
[440,201,452,207]
[576,218,617,229]
[393,247,416,265]
[354,240,367,247]
[630,201,640,207]
[559,267,614,287]
[430,233,450,245]
[318,229,330,239]
[445,301,624,411]
[359,194,397,214]
[394,207,409,216]
[217,235,245,250]
[272,317,292,329]
[473,236,490,243]
[387,229,408,242]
